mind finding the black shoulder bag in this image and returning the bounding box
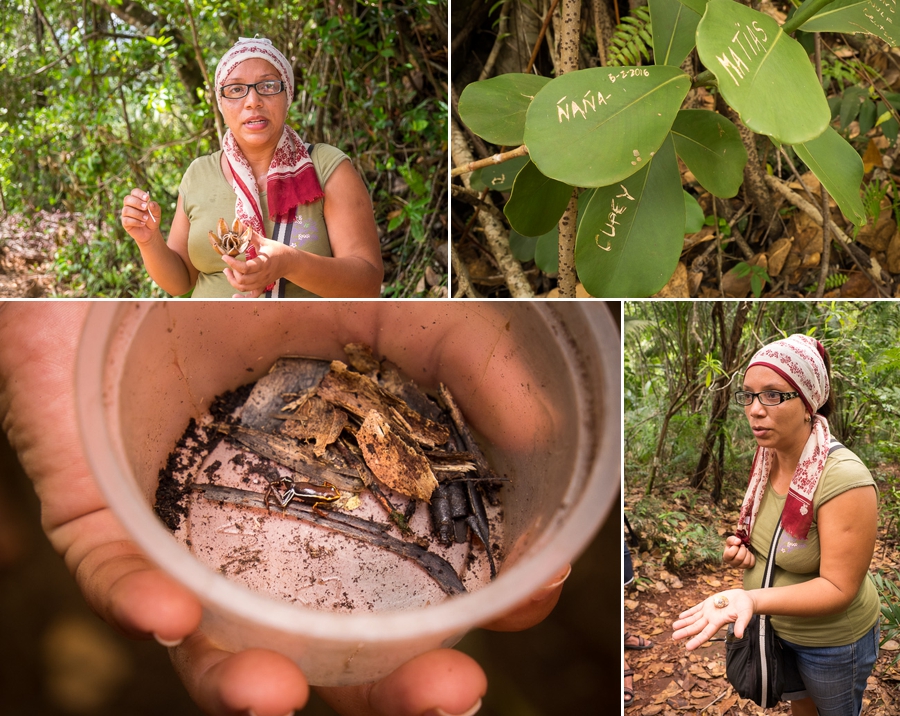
[724,517,785,707]
[725,439,845,707]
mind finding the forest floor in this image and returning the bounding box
[625,482,900,716]
[0,211,70,298]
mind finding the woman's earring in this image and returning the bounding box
[804,414,811,423]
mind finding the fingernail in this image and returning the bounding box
[140,202,147,209]
[532,564,573,601]
[424,699,482,716]
[247,712,294,716]
[153,633,183,648]
[143,192,149,200]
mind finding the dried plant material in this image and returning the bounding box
[438,383,498,482]
[318,361,450,447]
[280,396,349,457]
[241,357,330,432]
[343,342,381,374]
[357,410,438,502]
[208,217,252,256]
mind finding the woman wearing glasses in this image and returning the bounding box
[120,38,383,297]
[672,334,879,716]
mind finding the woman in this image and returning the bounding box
[673,334,879,716]
[120,37,383,298]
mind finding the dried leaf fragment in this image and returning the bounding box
[357,410,438,502]
[280,396,348,457]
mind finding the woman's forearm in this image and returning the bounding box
[137,231,195,296]
[750,576,860,618]
[281,250,383,297]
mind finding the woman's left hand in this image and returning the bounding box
[672,589,756,651]
[220,230,287,297]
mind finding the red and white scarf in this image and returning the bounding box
[215,38,324,296]
[736,334,831,543]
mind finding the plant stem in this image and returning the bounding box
[556,0,582,299]
[782,0,839,35]
[449,144,529,178]
[691,69,717,89]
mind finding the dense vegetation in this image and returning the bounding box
[0,0,448,297]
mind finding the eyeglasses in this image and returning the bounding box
[219,80,285,100]
[734,390,800,406]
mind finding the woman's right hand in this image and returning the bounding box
[121,189,162,245]
[723,535,756,569]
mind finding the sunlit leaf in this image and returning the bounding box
[649,0,702,67]
[793,126,866,226]
[458,74,552,146]
[696,0,830,144]
[798,0,900,46]
[671,109,747,198]
[575,134,684,296]
[524,66,691,187]
[504,161,573,237]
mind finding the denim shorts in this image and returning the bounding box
[779,622,879,716]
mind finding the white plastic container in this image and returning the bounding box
[75,301,620,686]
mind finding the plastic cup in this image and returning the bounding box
[75,301,620,686]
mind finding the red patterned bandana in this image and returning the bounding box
[737,334,831,543]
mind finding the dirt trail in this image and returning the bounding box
[624,556,900,716]
[0,210,80,297]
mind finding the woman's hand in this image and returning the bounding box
[723,535,756,569]
[220,230,286,297]
[121,189,163,245]
[672,589,756,651]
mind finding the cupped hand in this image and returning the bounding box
[723,535,756,569]
[0,303,569,716]
[121,189,162,245]
[221,231,286,297]
[671,589,756,651]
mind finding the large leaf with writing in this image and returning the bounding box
[504,161,573,236]
[799,0,900,46]
[575,134,683,296]
[696,0,830,144]
[524,66,691,187]
[671,109,747,198]
[793,126,866,226]
[458,74,552,146]
[650,0,702,67]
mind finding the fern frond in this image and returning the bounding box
[607,7,653,68]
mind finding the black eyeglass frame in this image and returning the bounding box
[733,390,800,406]
[219,80,286,99]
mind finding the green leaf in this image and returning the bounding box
[458,74,552,146]
[679,0,710,15]
[470,155,530,192]
[684,190,705,233]
[696,0,830,144]
[839,86,867,130]
[859,98,877,135]
[504,161,573,236]
[575,134,684,297]
[509,230,539,261]
[792,126,866,226]
[524,66,691,188]
[649,0,702,67]
[535,230,560,274]
[671,109,748,198]
[799,0,900,46]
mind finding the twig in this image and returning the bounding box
[480,0,513,81]
[183,0,224,147]
[526,0,563,73]
[451,184,508,224]
[451,242,481,298]
[192,483,466,597]
[449,145,530,178]
[763,174,890,297]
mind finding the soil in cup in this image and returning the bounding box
[154,343,504,613]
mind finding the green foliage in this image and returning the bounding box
[607,6,653,67]
[871,569,900,664]
[628,494,724,570]
[805,272,849,293]
[731,261,770,298]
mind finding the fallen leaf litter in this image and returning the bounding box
[154,343,505,612]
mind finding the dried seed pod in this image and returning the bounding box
[208,217,252,256]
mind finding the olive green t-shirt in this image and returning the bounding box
[178,143,348,297]
[742,448,880,646]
